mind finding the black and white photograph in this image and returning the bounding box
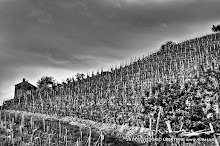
[0,0,220,145]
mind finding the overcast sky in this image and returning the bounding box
[0,0,220,103]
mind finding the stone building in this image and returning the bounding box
[14,78,37,98]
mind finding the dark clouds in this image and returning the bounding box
[0,0,220,103]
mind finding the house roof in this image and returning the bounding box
[15,81,37,89]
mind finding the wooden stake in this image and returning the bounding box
[80,126,83,142]
[100,131,104,146]
[166,120,172,133]
[65,129,68,146]
[88,127,91,146]
[43,118,45,132]
[149,117,153,136]
[11,118,14,146]
[209,123,219,146]
[21,113,24,128]
[49,134,51,146]
[40,94,44,113]
[31,116,33,129]
[155,106,162,135]
[59,121,61,140]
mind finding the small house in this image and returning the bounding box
[14,78,37,98]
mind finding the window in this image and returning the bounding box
[67,88,70,94]
[17,89,22,96]
[27,90,31,95]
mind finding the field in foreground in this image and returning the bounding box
[0,110,147,146]
[0,110,219,146]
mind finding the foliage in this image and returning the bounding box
[212,25,220,32]
[160,41,176,51]
[37,76,55,89]
[141,66,220,133]
[75,73,85,81]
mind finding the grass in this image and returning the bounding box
[0,110,144,146]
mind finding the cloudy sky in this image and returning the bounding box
[0,0,220,103]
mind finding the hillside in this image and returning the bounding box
[1,32,220,145]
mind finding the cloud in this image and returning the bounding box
[29,9,53,24]
[1,0,219,64]
[107,0,196,7]
[122,0,195,3]
[0,0,15,2]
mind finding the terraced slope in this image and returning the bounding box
[2,33,220,146]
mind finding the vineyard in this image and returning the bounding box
[1,32,220,145]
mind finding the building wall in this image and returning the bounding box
[15,81,36,98]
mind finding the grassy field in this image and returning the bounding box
[0,110,218,146]
[0,110,146,146]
